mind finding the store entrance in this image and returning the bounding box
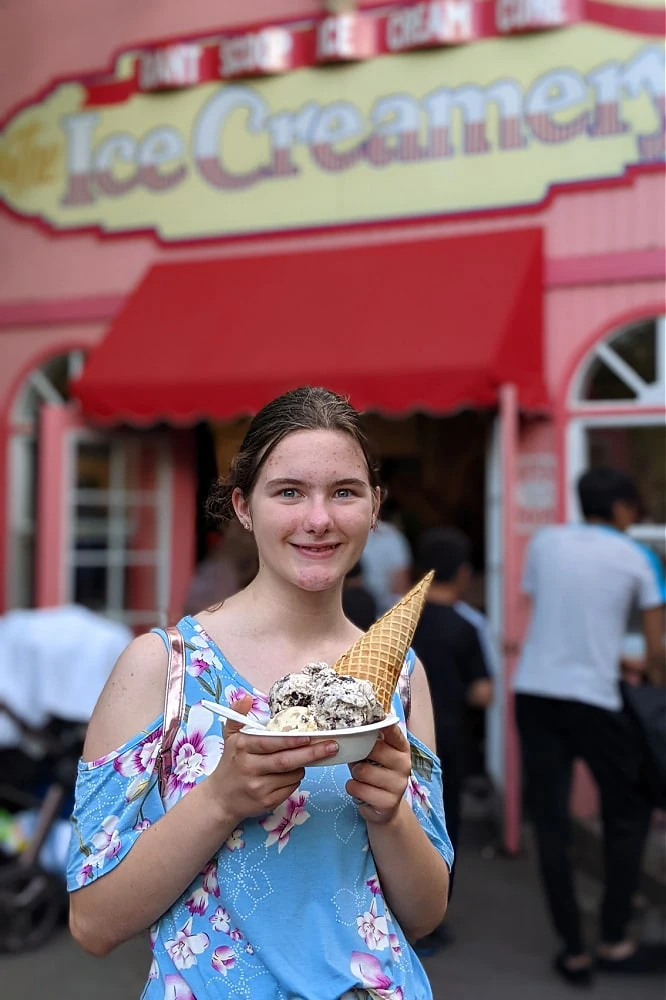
[194,409,495,786]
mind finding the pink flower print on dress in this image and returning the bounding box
[210,906,231,934]
[224,684,270,725]
[389,933,402,959]
[211,945,236,975]
[201,859,219,897]
[90,815,122,862]
[350,951,391,989]
[114,729,162,802]
[75,861,96,887]
[163,974,196,999]
[259,791,311,853]
[134,818,152,832]
[230,928,243,942]
[224,828,245,852]
[187,634,222,677]
[163,705,222,806]
[165,917,210,970]
[350,952,404,999]
[366,875,382,896]
[184,888,208,916]
[356,897,390,951]
[406,775,431,815]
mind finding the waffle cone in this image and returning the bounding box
[333,570,434,712]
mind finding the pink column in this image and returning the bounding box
[35,404,82,607]
[499,383,522,855]
[168,430,196,623]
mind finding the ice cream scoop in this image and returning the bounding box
[312,673,385,730]
[266,707,318,732]
[268,672,316,715]
[266,663,385,732]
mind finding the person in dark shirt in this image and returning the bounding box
[342,561,378,631]
[412,528,493,922]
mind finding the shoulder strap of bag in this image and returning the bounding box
[156,625,186,801]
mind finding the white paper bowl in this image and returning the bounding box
[241,713,399,767]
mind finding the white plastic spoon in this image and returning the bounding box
[201,700,268,729]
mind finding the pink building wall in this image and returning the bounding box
[1,2,664,408]
[1,0,663,838]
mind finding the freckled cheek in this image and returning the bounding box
[253,508,301,542]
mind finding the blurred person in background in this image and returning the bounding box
[342,560,377,631]
[361,498,412,614]
[514,468,665,987]
[183,520,258,615]
[411,527,494,954]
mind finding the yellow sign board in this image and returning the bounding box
[0,25,663,241]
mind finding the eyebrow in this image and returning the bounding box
[265,477,369,490]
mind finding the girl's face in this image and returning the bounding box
[235,429,378,593]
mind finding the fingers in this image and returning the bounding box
[244,736,340,771]
[349,757,409,792]
[364,735,411,774]
[345,777,402,817]
[379,723,410,752]
[222,695,253,739]
[245,733,313,755]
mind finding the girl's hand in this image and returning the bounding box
[207,696,339,826]
[346,724,412,826]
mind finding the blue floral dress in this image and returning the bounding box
[67,616,453,1000]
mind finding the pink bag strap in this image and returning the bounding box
[156,626,186,801]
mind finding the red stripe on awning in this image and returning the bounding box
[72,228,548,424]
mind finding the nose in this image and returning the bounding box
[302,497,334,535]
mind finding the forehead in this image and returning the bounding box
[260,429,369,481]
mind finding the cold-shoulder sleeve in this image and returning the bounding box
[66,719,164,892]
[398,647,454,871]
[406,732,454,871]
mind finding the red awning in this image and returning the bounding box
[72,228,547,424]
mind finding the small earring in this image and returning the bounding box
[244,521,252,531]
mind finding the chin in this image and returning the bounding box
[293,567,343,593]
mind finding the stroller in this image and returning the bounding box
[0,605,132,953]
[0,704,86,952]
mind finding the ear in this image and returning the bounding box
[231,487,250,527]
[371,486,382,526]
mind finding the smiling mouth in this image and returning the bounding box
[291,543,341,555]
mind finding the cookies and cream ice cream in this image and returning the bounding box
[266,707,318,732]
[267,662,384,732]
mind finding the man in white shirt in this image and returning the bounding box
[361,506,412,614]
[514,468,664,985]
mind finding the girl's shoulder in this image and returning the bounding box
[81,631,168,765]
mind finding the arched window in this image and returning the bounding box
[572,316,665,407]
[7,351,84,608]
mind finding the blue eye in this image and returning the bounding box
[280,488,298,499]
[335,488,353,498]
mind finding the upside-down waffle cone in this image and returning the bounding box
[333,570,434,712]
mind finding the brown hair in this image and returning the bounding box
[207,386,380,525]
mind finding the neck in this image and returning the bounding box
[585,517,620,531]
[242,566,348,640]
[426,581,459,605]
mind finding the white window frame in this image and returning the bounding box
[568,315,665,413]
[64,428,172,628]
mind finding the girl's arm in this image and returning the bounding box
[70,643,337,956]
[346,659,450,941]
